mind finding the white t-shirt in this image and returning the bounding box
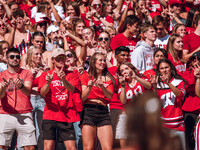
[154,34,170,50]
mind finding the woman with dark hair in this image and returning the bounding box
[166,34,186,74]
[172,23,187,37]
[66,1,80,18]
[152,58,187,149]
[116,62,151,148]
[125,92,183,150]
[185,8,199,34]
[97,31,111,54]
[80,52,116,150]
[143,47,168,81]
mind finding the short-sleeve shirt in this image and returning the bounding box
[183,33,200,54]
[80,72,114,103]
[0,69,33,114]
[38,69,81,123]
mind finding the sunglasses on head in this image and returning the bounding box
[91,3,102,9]
[66,53,73,58]
[8,55,21,60]
[98,37,109,41]
[55,55,66,61]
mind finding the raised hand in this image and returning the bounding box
[150,75,158,85]
[160,74,169,84]
[45,71,55,83]
[95,75,104,88]
[23,11,30,25]
[57,66,65,80]
[88,76,96,88]
[117,74,126,86]
[0,77,9,89]
[14,75,23,89]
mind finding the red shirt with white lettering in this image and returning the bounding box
[118,81,145,111]
[110,33,138,57]
[168,53,186,74]
[38,69,81,123]
[80,72,114,103]
[156,78,186,131]
[0,69,33,114]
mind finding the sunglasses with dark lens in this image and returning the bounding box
[9,55,21,60]
[91,4,102,9]
[66,53,73,58]
[98,37,109,41]
[55,55,66,61]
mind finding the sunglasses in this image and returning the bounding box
[55,55,66,61]
[91,4,102,9]
[98,37,109,41]
[66,53,73,58]
[8,55,20,60]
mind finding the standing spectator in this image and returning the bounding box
[131,24,157,73]
[172,24,187,37]
[110,15,141,57]
[152,58,187,149]
[80,52,115,150]
[185,8,199,34]
[183,13,200,62]
[0,48,37,150]
[152,15,170,49]
[5,9,31,56]
[38,48,80,150]
[166,34,186,74]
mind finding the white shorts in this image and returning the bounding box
[115,113,127,139]
[0,113,37,147]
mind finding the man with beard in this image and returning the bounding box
[0,48,37,150]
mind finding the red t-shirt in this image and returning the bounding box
[0,69,33,114]
[182,69,200,113]
[168,53,186,74]
[143,68,156,81]
[110,33,138,57]
[80,72,114,103]
[183,33,200,54]
[186,27,196,34]
[38,69,81,122]
[118,81,145,111]
[156,78,186,131]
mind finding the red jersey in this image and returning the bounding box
[182,69,200,113]
[168,53,186,74]
[156,78,186,131]
[183,33,200,54]
[80,72,114,103]
[0,69,33,114]
[143,67,156,81]
[110,33,138,57]
[38,69,81,123]
[118,81,145,110]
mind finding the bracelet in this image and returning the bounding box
[53,41,58,44]
[19,84,24,89]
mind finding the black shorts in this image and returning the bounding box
[80,104,112,127]
[42,120,75,141]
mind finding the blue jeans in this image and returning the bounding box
[31,94,45,150]
[73,121,83,150]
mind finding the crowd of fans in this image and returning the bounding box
[1,0,200,150]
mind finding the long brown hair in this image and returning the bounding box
[166,34,184,63]
[118,62,141,77]
[89,52,116,88]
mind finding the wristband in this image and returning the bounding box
[19,84,24,89]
